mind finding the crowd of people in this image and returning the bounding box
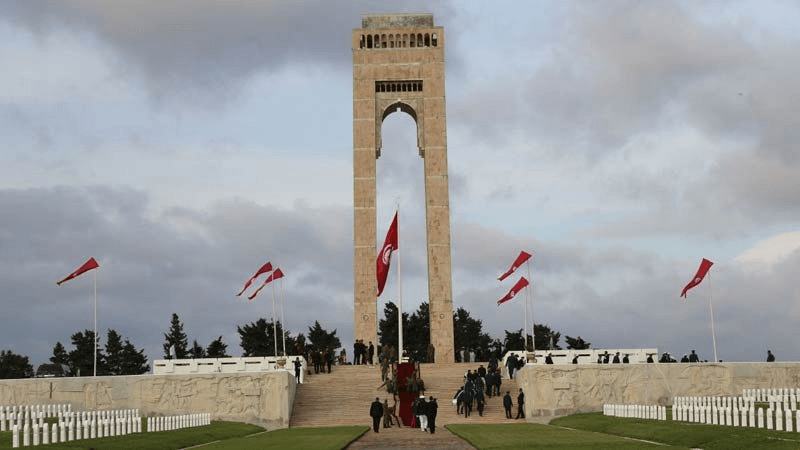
[453,359,525,421]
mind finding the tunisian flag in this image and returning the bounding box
[248,268,284,300]
[57,257,100,285]
[498,250,532,281]
[680,258,714,298]
[497,276,529,306]
[236,261,272,296]
[376,212,398,297]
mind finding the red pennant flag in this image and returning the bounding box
[680,258,714,298]
[57,257,100,286]
[376,212,398,297]
[498,250,532,281]
[236,261,272,296]
[498,276,529,305]
[248,268,285,300]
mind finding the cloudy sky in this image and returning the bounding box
[2,1,799,368]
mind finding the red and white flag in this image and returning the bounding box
[497,276,529,306]
[236,261,272,296]
[498,250,532,281]
[376,212,398,297]
[680,258,713,298]
[57,257,100,286]
[248,268,285,300]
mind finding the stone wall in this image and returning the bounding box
[0,371,295,430]
[517,362,800,418]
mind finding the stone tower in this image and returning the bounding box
[352,13,454,363]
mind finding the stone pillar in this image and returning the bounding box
[352,13,455,363]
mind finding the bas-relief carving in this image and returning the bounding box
[0,372,294,430]
[519,363,800,418]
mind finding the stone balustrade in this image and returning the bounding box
[153,356,305,375]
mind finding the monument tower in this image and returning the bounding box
[352,13,455,363]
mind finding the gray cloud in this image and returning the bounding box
[3,0,457,106]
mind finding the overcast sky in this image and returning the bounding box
[2,1,799,368]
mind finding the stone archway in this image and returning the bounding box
[352,13,454,363]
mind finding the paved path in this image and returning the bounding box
[345,425,475,450]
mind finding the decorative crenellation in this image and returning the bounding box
[375,80,423,93]
[357,31,439,49]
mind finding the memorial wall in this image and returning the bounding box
[0,371,295,430]
[517,362,800,418]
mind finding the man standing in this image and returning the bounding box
[369,397,384,433]
[506,353,517,379]
[503,391,513,419]
[516,388,525,419]
[293,357,302,384]
[689,350,699,363]
[368,341,375,365]
[426,396,438,434]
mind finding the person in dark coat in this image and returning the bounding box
[689,350,699,363]
[462,386,473,418]
[293,357,302,383]
[545,353,554,364]
[506,353,517,379]
[426,396,438,434]
[369,397,384,433]
[515,388,525,419]
[368,341,375,365]
[613,352,621,364]
[503,391,513,419]
[475,389,485,416]
[767,350,775,362]
[622,354,630,364]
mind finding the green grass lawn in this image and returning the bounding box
[0,421,263,449]
[448,423,678,449]
[6,414,800,449]
[0,422,368,450]
[201,426,368,450]
[552,412,800,449]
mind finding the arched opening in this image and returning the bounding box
[377,106,427,330]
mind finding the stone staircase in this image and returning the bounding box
[289,363,522,428]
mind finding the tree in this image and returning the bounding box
[503,329,525,353]
[238,318,274,357]
[378,301,409,350]
[534,324,562,350]
[68,330,104,376]
[50,342,69,366]
[453,307,491,361]
[104,329,124,375]
[565,335,591,350]
[0,350,34,379]
[163,313,189,359]
[405,302,430,362]
[119,339,149,374]
[307,321,341,353]
[206,336,229,358]
[190,340,206,359]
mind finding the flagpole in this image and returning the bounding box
[93,270,97,377]
[396,207,403,363]
[708,272,718,362]
[271,277,278,358]
[280,277,286,356]
[527,260,534,355]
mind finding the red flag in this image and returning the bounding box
[497,276,529,305]
[376,212,398,297]
[498,250,532,281]
[248,268,285,300]
[680,258,714,298]
[57,257,100,286]
[236,261,272,296]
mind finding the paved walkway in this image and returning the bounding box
[345,425,475,450]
